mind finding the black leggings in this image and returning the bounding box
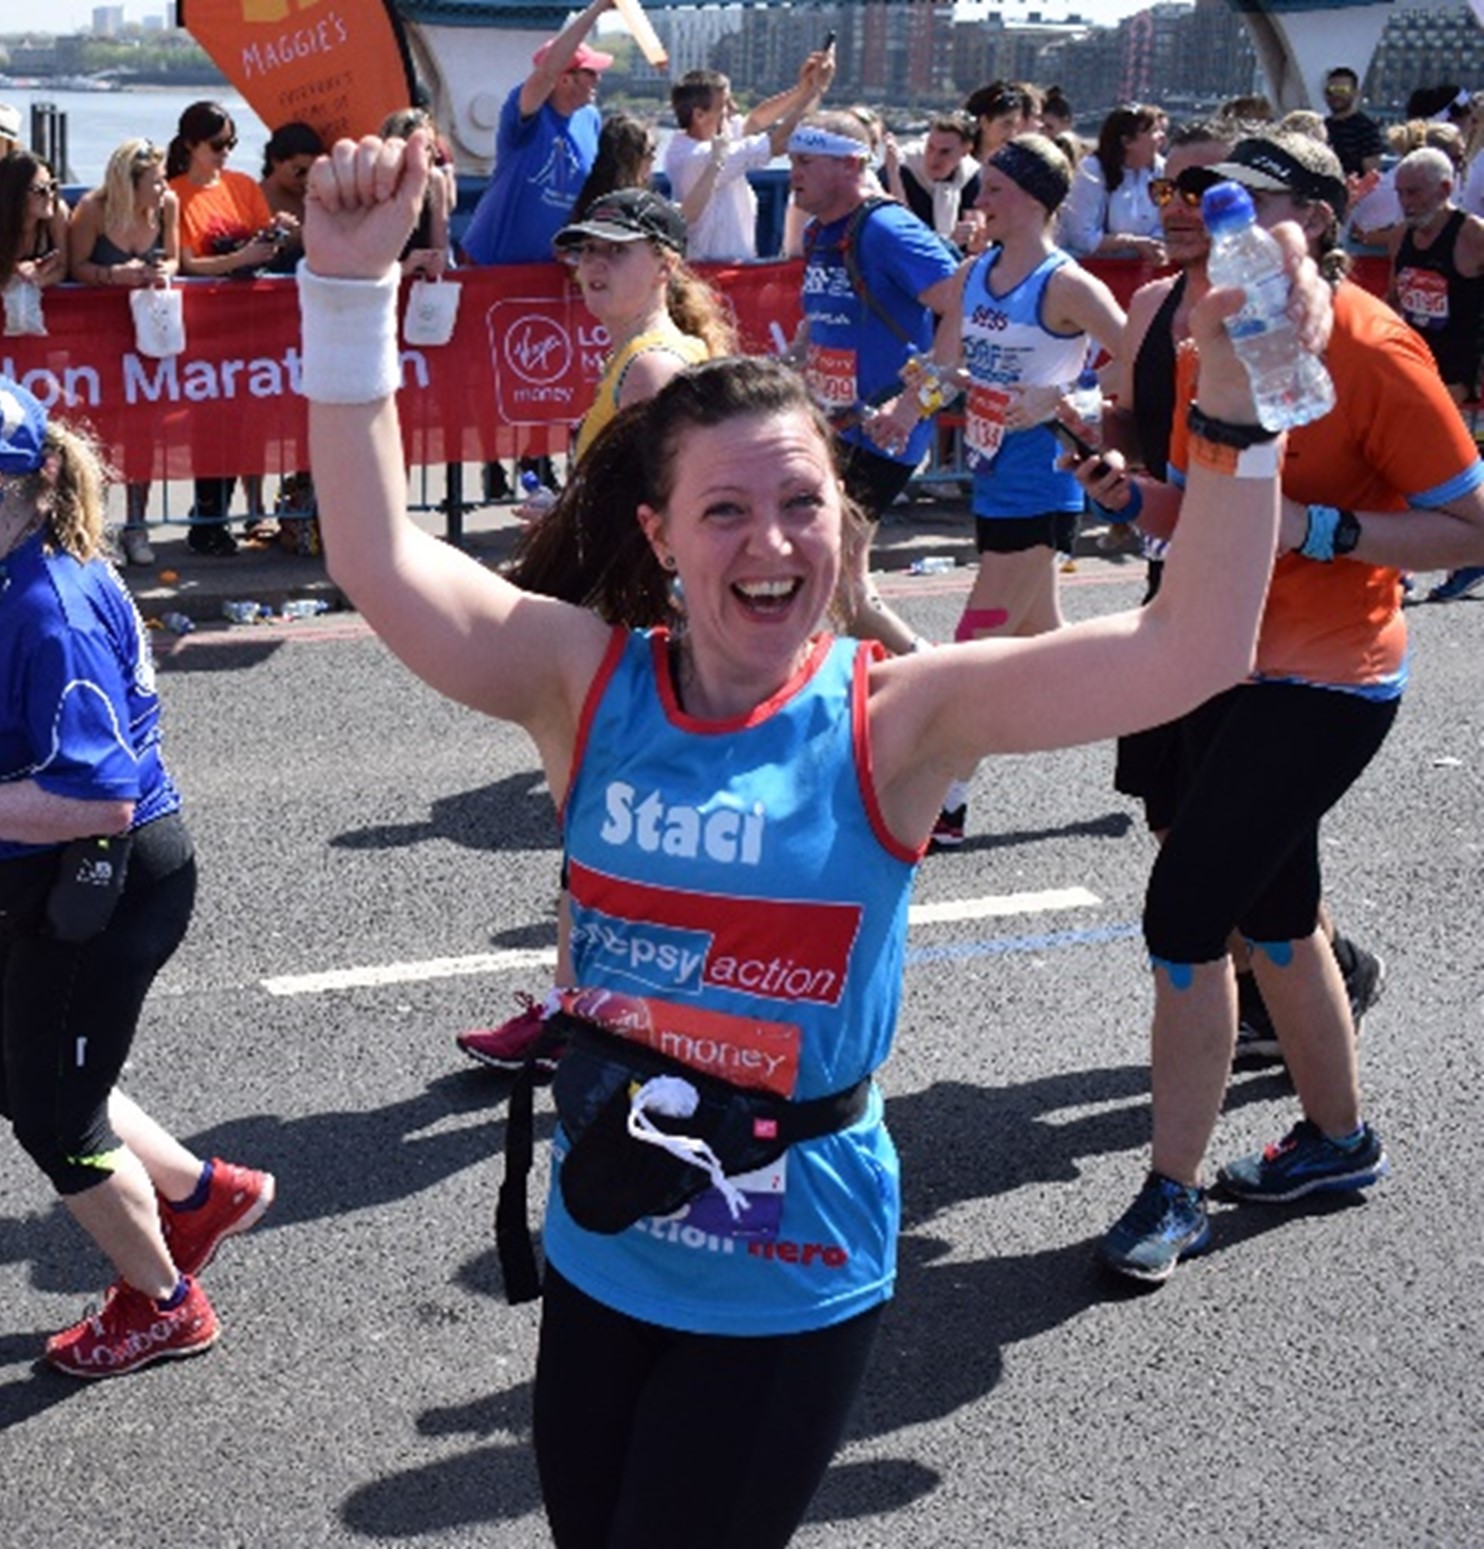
[534,1265,883,1549]
[1143,682,1398,964]
[0,814,195,1195]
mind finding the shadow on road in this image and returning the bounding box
[316,1060,1301,1538]
[329,771,560,857]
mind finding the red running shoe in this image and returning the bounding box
[45,1277,219,1379]
[158,1159,276,1277]
[456,994,560,1072]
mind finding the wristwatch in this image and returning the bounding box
[1333,509,1361,556]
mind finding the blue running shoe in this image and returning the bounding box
[1217,1119,1388,1203]
[1427,566,1484,602]
[1098,1172,1211,1284]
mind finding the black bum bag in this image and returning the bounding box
[495,1011,871,1304]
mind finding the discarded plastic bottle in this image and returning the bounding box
[281,598,331,620]
[1202,181,1335,431]
[222,599,269,624]
[909,555,956,575]
[518,469,558,516]
[160,611,194,635]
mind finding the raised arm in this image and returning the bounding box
[300,134,610,791]
[518,0,613,118]
[869,224,1328,845]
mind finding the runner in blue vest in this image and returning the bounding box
[298,130,1327,1549]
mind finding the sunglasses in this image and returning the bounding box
[29,181,57,197]
[208,136,237,153]
[1150,168,1224,209]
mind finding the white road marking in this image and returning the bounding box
[907,886,1099,926]
[261,888,1101,998]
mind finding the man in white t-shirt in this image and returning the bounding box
[663,48,834,261]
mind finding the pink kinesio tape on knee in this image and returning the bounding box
[954,609,1010,641]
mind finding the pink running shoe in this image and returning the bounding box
[45,1277,219,1379]
[456,994,560,1072]
[158,1159,276,1277]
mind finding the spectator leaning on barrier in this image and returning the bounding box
[663,46,834,263]
[69,137,181,568]
[0,151,71,331]
[259,120,323,274]
[460,0,615,265]
[168,100,291,556]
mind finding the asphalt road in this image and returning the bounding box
[2,556,1481,1549]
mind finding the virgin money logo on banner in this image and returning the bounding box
[486,298,610,427]
[178,0,416,145]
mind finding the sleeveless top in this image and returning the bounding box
[960,246,1089,519]
[1393,209,1484,389]
[1132,272,1185,482]
[572,326,708,462]
[89,231,162,268]
[542,628,918,1335]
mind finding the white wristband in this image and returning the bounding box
[297,261,401,403]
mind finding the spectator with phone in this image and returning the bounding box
[167,100,287,555]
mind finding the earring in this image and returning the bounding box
[668,572,686,612]
[661,554,677,571]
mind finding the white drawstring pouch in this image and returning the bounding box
[129,279,185,357]
[403,274,461,347]
[3,278,47,338]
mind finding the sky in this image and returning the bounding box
[3,0,1158,45]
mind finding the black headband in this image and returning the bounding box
[989,141,1070,213]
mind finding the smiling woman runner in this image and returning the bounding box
[297,130,1324,1548]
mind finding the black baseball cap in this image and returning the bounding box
[553,189,688,257]
[1210,136,1349,219]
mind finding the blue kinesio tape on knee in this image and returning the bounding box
[1149,955,1194,990]
[1245,939,1295,968]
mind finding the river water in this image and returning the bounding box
[4,85,273,187]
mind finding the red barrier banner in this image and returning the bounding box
[178,0,416,147]
[0,262,808,480]
[0,255,1392,483]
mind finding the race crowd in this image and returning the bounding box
[3,5,1484,1544]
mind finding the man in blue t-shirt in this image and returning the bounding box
[461,0,615,266]
[789,111,959,657]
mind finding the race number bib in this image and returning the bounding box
[1397,267,1449,329]
[965,383,1013,462]
[804,343,859,411]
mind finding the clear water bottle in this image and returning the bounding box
[281,598,330,620]
[518,469,558,515]
[1067,367,1103,446]
[1201,181,1335,431]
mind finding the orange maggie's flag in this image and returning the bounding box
[178,0,417,147]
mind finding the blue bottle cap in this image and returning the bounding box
[1201,180,1256,234]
